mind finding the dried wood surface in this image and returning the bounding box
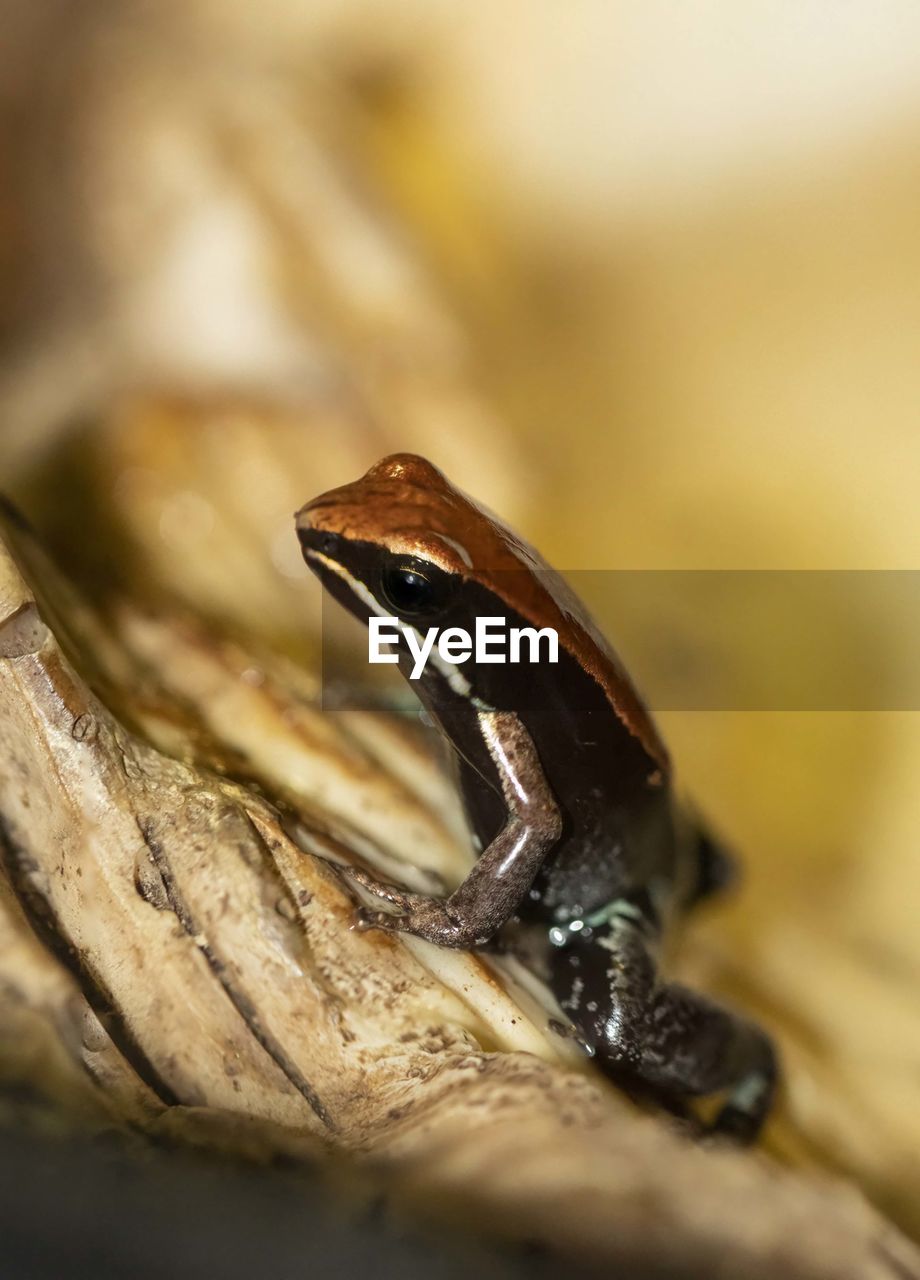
[0,516,916,1280]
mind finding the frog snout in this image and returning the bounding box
[296,520,342,563]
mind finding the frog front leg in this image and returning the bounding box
[349,710,562,948]
[550,912,777,1142]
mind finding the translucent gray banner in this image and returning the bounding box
[320,570,920,711]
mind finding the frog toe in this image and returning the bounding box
[345,865,412,909]
[351,906,403,934]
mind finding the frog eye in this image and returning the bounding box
[318,531,341,557]
[380,559,449,618]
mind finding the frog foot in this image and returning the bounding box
[346,865,498,947]
[345,866,456,937]
[351,896,479,949]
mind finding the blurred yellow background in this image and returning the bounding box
[2,0,920,1234]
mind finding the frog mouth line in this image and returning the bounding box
[302,546,388,619]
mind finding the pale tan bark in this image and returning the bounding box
[0,517,916,1280]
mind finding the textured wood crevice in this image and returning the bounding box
[136,814,335,1129]
[0,810,183,1109]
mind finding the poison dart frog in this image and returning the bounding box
[296,453,776,1141]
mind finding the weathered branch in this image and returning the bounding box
[0,519,916,1279]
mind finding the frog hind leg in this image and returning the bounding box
[549,914,777,1143]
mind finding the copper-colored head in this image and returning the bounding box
[295,453,670,771]
[301,453,670,768]
[296,452,535,577]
